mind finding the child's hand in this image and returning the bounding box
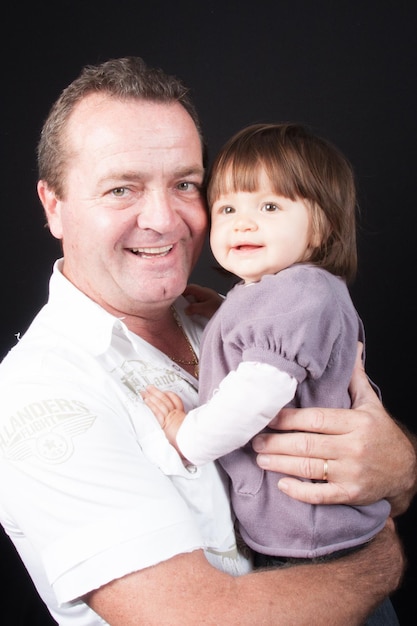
[183,283,223,319]
[141,385,186,452]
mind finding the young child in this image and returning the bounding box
[142,122,390,566]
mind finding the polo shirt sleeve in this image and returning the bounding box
[0,375,205,605]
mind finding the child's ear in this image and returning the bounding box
[310,207,331,249]
[310,227,328,249]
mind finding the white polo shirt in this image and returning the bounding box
[0,259,250,625]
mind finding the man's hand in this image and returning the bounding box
[253,343,417,513]
[183,283,224,319]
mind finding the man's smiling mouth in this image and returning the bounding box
[130,245,173,258]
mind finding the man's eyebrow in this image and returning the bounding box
[97,170,144,184]
[99,166,205,183]
[173,166,205,179]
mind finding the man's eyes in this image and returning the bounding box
[177,181,201,192]
[111,187,128,197]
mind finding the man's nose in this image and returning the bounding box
[136,190,180,231]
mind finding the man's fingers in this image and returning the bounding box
[256,449,336,482]
[268,405,353,435]
[253,426,349,459]
[276,476,348,505]
[349,341,380,408]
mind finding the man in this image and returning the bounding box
[0,57,414,625]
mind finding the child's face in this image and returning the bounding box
[210,169,313,283]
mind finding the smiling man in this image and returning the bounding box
[0,56,414,626]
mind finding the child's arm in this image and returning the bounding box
[144,362,297,466]
[183,283,224,319]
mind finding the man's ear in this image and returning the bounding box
[37,180,63,239]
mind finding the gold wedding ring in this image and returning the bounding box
[322,459,329,481]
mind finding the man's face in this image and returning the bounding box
[42,95,207,317]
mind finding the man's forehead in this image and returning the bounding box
[68,94,203,159]
[71,94,195,132]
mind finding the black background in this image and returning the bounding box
[1,1,416,623]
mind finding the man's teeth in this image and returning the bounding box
[131,245,173,257]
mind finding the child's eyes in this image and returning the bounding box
[219,206,235,215]
[262,203,280,212]
[213,201,282,215]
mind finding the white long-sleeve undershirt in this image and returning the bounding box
[176,361,297,466]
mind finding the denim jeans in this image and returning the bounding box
[364,598,399,626]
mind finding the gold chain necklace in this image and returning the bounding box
[170,306,199,379]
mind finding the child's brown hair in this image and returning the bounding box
[207,123,358,282]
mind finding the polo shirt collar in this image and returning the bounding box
[47,259,132,356]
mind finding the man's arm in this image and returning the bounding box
[253,344,417,515]
[85,520,404,625]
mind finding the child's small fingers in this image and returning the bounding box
[165,392,185,411]
[145,386,176,410]
[143,396,168,421]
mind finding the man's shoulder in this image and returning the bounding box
[0,299,107,392]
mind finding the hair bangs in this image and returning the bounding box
[208,140,299,205]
